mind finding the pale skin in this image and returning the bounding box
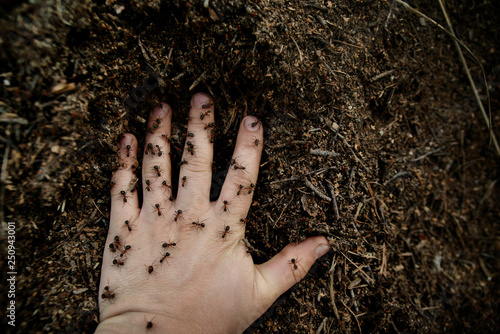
[96,93,331,333]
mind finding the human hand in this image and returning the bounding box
[96,93,331,333]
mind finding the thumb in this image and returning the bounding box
[254,236,331,306]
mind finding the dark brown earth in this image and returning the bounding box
[1,0,499,333]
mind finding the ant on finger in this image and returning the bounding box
[159,251,170,264]
[119,245,131,258]
[247,183,255,194]
[160,133,172,143]
[252,136,260,147]
[183,132,195,139]
[125,144,133,157]
[204,122,216,130]
[153,165,162,177]
[145,179,153,192]
[288,257,301,270]
[178,159,188,167]
[113,258,125,267]
[146,262,156,276]
[236,184,244,197]
[119,190,130,203]
[181,176,187,187]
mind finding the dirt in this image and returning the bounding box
[0,0,499,333]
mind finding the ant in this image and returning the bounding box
[200,110,211,120]
[101,286,115,300]
[145,179,153,192]
[183,132,194,139]
[192,218,206,231]
[146,318,155,329]
[247,183,255,194]
[119,190,130,203]
[145,142,154,155]
[153,117,162,129]
[178,159,188,167]
[221,225,231,239]
[160,133,171,143]
[112,235,121,249]
[288,258,301,270]
[146,263,155,275]
[110,180,116,189]
[221,199,231,213]
[204,122,216,130]
[162,241,177,249]
[109,243,117,252]
[113,258,125,267]
[202,101,214,109]
[119,245,131,258]
[114,161,127,170]
[124,220,133,232]
[155,144,164,156]
[125,144,133,157]
[159,251,170,264]
[162,180,172,190]
[209,130,216,143]
[233,163,246,171]
[173,209,183,222]
[252,136,260,147]
[131,158,139,171]
[186,141,195,155]
[236,184,244,196]
[251,119,262,128]
[239,217,248,226]
[181,176,187,187]
[153,203,163,216]
[153,165,162,177]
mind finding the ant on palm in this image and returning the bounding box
[192,218,206,231]
[153,203,163,217]
[173,209,183,222]
[220,225,231,239]
[159,251,170,264]
[101,286,115,300]
[146,263,155,275]
[162,241,177,249]
[221,199,231,213]
[124,219,133,232]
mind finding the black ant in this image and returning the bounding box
[200,110,211,120]
[239,217,248,226]
[145,179,153,192]
[162,180,172,190]
[114,161,127,170]
[173,209,183,222]
[146,318,154,329]
[101,286,115,300]
[109,243,117,252]
[178,159,188,167]
[221,225,231,239]
[110,180,116,189]
[153,117,162,129]
[209,130,216,143]
[192,218,206,231]
[181,176,187,187]
[153,203,163,216]
[112,235,121,249]
[119,190,130,203]
[233,163,246,171]
[119,245,131,258]
[183,132,194,138]
[288,258,301,270]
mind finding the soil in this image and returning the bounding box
[1,0,499,333]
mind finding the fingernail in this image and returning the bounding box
[314,243,331,259]
[120,134,132,148]
[193,93,212,108]
[152,103,168,118]
[244,116,260,131]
